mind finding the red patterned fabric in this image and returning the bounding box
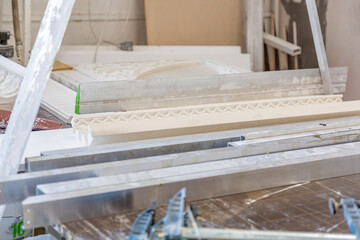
[0,109,62,130]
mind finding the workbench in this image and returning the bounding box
[58,175,356,239]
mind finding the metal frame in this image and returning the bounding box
[22,141,360,228]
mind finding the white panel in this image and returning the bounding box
[0,128,85,164]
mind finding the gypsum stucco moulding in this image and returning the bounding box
[71,95,346,145]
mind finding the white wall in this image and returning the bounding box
[326,0,360,100]
[0,0,147,47]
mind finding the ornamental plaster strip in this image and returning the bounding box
[71,95,351,145]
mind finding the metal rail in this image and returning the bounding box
[22,141,360,228]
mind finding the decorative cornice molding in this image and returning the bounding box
[72,95,348,145]
[73,95,342,128]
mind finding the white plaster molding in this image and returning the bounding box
[72,95,346,145]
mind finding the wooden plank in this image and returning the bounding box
[52,60,73,72]
[264,14,276,71]
[144,0,242,46]
[247,0,263,71]
[306,0,333,94]
[293,21,299,69]
[279,24,289,70]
